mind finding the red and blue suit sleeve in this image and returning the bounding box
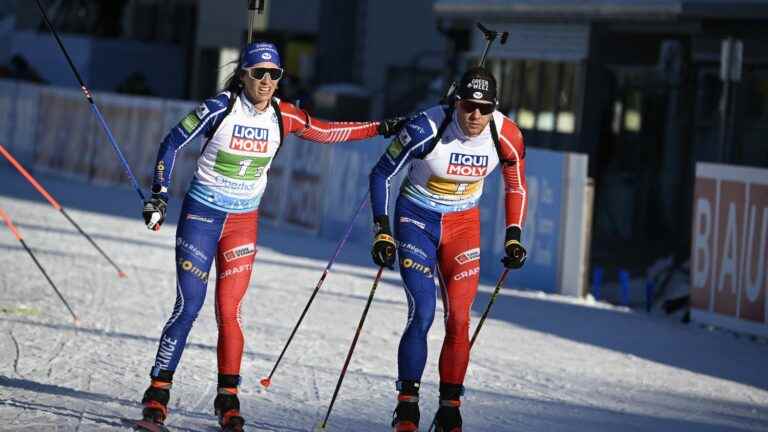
[278,101,380,142]
[150,93,231,199]
[369,113,436,220]
[498,118,527,232]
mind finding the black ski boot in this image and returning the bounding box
[391,380,420,432]
[214,381,244,432]
[215,374,245,431]
[134,379,172,431]
[141,381,171,425]
[434,383,463,432]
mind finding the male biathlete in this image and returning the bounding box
[369,66,528,432]
[138,41,403,431]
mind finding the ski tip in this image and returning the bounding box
[118,271,127,278]
[259,377,271,388]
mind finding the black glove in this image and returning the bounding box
[143,194,168,231]
[371,215,396,269]
[501,226,527,269]
[378,116,407,138]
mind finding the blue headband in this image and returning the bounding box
[240,42,282,69]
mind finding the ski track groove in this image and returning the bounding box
[9,329,21,377]
[43,336,68,379]
[73,373,93,432]
[3,185,768,431]
[184,378,216,428]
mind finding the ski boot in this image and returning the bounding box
[214,388,245,431]
[136,380,171,431]
[433,383,462,432]
[391,380,420,432]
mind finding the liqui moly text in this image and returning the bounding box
[230,125,269,153]
[447,153,488,177]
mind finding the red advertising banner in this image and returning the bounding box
[691,163,768,336]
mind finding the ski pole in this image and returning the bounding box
[261,193,369,389]
[469,268,509,348]
[0,208,80,325]
[317,266,385,430]
[0,144,126,278]
[34,0,145,202]
[427,267,510,432]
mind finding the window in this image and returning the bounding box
[624,90,643,133]
[557,63,577,133]
[500,61,522,119]
[462,58,579,142]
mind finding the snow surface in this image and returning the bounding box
[0,167,767,431]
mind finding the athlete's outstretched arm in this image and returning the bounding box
[498,120,528,240]
[369,113,435,219]
[151,93,230,198]
[278,101,380,143]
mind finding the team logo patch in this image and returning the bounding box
[467,78,489,91]
[398,128,412,146]
[399,216,426,230]
[447,153,488,176]
[387,138,404,159]
[401,258,432,277]
[155,161,165,183]
[177,258,209,281]
[397,241,427,259]
[195,103,210,119]
[230,125,269,153]
[177,237,208,262]
[223,243,256,262]
[180,112,200,133]
[261,52,272,60]
[455,248,480,265]
[453,267,479,281]
[186,214,213,223]
[219,263,252,280]
[472,91,483,99]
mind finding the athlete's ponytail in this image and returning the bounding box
[222,69,244,95]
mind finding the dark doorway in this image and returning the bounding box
[592,66,677,273]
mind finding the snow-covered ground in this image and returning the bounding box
[0,167,767,431]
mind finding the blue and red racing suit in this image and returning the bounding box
[149,91,380,382]
[369,105,526,387]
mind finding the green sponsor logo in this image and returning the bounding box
[181,112,200,133]
[387,138,404,159]
[213,151,271,179]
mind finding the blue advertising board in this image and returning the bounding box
[479,148,564,292]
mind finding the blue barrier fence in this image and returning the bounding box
[0,79,589,293]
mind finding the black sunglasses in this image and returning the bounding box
[459,100,495,115]
[247,67,284,81]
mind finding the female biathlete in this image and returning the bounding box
[368,66,528,432]
[138,41,403,431]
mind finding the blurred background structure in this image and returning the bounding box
[1,0,768,314]
[434,1,768,300]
